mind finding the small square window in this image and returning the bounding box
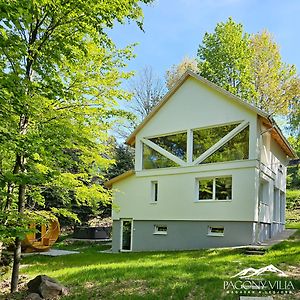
[208,226,224,236]
[151,181,158,202]
[154,225,167,235]
[198,176,232,201]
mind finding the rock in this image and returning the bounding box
[27,275,68,299]
[25,293,43,300]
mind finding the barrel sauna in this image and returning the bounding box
[22,220,60,253]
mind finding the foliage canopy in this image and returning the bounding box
[0,0,151,291]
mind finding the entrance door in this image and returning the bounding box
[121,219,133,251]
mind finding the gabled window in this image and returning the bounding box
[193,123,237,160]
[143,144,178,169]
[201,126,249,164]
[149,131,187,160]
[141,121,249,169]
[198,177,232,201]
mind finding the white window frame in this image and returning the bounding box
[279,191,285,224]
[153,225,168,235]
[273,187,280,223]
[142,138,187,167]
[140,120,249,169]
[120,219,133,252]
[151,181,158,203]
[195,176,232,202]
[259,178,269,206]
[207,226,224,237]
[192,121,249,165]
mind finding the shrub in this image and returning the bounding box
[286,190,300,210]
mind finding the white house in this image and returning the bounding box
[106,71,297,252]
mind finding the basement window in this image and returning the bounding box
[154,225,167,235]
[207,226,224,237]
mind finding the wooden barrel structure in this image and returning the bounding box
[22,219,60,253]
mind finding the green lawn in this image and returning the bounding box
[3,223,300,300]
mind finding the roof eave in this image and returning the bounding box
[125,70,269,146]
[267,117,298,158]
[125,71,193,146]
[104,170,135,188]
[125,70,297,159]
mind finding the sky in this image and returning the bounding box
[109,0,300,80]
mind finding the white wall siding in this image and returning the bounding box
[112,162,257,222]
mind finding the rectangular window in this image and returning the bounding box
[273,188,279,222]
[151,181,158,202]
[154,225,167,235]
[259,180,269,205]
[198,177,232,201]
[208,226,224,236]
[280,191,285,223]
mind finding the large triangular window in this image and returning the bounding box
[201,126,249,164]
[143,144,179,169]
[193,123,238,160]
[149,132,187,160]
[141,121,249,169]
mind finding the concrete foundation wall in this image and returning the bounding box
[112,220,254,252]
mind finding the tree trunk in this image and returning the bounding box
[0,241,3,263]
[10,237,22,293]
[10,181,26,293]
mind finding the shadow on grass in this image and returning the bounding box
[6,227,299,300]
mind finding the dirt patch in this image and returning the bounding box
[112,279,151,296]
[285,265,300,279]
[0,275,29,299]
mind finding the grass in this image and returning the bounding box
[2,224,300,300]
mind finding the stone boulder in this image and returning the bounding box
[27,275,68,299]
[25,293,43,300]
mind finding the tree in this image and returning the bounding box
[287,136,300,190]
[113,66,165,140]
[197,17,255,101]
[197,18,300,115]
[165,56,198,89]
[250,31,300,115]
[106,143,134,180]
[0,0,151,292]
[288,97,300,137]
[128,66,166,121]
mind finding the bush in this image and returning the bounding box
[286,190,300,210]
[286,190,300,223]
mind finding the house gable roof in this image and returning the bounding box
[126,70,297,158]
